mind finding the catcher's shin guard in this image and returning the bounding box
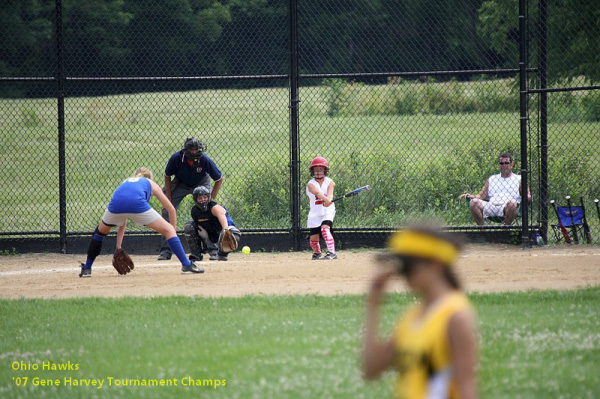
[87,227,107,260]
[184,221,203,256]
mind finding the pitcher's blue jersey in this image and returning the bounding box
[108,177,152,214]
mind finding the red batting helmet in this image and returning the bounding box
[310,157,329,176]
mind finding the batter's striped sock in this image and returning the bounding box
[310,240,321,254]
[167,237,191,266]
[321,225,335,254]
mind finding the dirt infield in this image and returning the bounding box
[0,245,599,299]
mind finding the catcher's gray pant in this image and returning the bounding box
[158,178,217,256]
[183,221,217,257]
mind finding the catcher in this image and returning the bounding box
[184,186,241,262]
[79,167,204,278]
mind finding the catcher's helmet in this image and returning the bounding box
[192,186,211,211]
[310,157,329,176]
[183,137,206,163]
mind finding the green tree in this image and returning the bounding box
[122,0,231,76]
[478,0,600,82]
[211,0,287,75]
[300,0,491,74]
[63,0,133,76]
[0,0,53,77]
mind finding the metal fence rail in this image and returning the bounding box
[0,0,598,254]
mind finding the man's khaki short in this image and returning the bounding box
[481,200,515,218]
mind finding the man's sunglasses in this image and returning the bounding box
[499,162,511,165]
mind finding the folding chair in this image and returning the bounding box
[550,198,585,244]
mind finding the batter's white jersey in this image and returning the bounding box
[306,177,336,228]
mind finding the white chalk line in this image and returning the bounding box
[462,251,600,258]
[0,259,258,277]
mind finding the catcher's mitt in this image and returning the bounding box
[218,227,241,253]
[112,248,134,275]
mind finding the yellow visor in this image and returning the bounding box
[387,230,458,266]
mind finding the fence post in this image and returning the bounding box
[539,0,548,243]
[519,0,530,248]
[288,0,301,250]
[56,0,67,253]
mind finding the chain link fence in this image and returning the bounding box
[0,0,598,253]
[528,0,600,244]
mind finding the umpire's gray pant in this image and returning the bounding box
[158,177,218,255]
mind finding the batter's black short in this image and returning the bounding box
[309,220,333,236]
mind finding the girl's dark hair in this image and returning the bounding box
[396,255,462,291]
[442,266,461,290]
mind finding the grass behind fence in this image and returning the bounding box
[0,287,599,398]
[0,79,599,235]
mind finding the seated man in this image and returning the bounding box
[184,186,241,261]
[460,153,532,225]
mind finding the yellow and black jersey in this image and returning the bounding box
[393,292,473,399]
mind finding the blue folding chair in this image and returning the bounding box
[551,203,585,243]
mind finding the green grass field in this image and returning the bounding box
[1,288,599,399]
[1,79,599,235]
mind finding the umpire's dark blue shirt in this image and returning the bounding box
[164,150,222,187]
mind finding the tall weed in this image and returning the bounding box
[322,78,519,117]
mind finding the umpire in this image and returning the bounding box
[157,137,224,260]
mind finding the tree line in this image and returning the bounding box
[1,0,598,96]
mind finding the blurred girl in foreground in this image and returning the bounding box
[362,225,478,399]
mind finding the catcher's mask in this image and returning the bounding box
[192,186,211,211]
[377,227,462,276]
[183,137,207,164]
[310,157,329,177]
